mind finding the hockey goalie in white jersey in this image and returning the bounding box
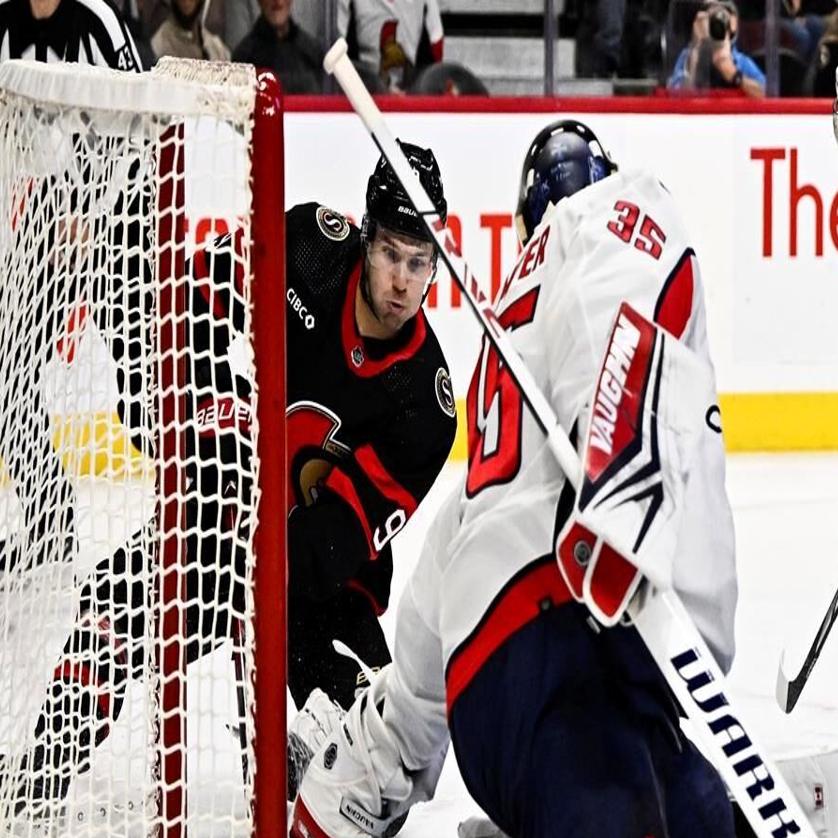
[290,120,739,838]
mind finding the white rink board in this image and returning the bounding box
[40,110,837,429]
[282,110,838,399]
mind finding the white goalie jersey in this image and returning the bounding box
[409,169,737,709]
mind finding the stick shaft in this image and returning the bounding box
[325,40,580,487]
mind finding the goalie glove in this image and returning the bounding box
[556,302,717,627]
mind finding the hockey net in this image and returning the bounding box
[0,59,285,835]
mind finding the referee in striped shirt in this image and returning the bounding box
[0,0,143,575]
[0,0,142,70]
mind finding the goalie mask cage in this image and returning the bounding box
[0,59,285,836]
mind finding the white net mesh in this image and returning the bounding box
[0,59,272,836]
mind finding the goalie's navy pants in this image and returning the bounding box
[448,601,735,838]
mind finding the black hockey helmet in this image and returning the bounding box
[515,120,617,245]
[362,140,447,246]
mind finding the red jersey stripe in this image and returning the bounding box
[355,444,418,517]
[445,560,573,714]
[325,467,374,556]
[340,262,428,378]
[654,248,695,339]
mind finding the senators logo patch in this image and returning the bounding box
[316,206,350,241]
[435,368,456,418]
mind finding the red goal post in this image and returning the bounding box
[0,58,285,836]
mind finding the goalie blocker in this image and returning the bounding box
[557,301,718,626]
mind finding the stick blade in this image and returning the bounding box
[775,649,802,714]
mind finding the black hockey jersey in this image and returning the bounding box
[189,203,456,612]
[284,203,456,611]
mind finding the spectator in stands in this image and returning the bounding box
[781,0,831,63]
[410,61,489,95]
[141,0,237,52]
[231,0,324,94]
[151,0,229,62]
[738,0,832,65]
[808,6,838,95]
[140,0,169,42]
[0,0,141,69]
[337,0,444,93]
[668,1,766,96]
[224,0,259,54]
[594,0,627,77]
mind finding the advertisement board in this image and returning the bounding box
[280,100,837,452]
[41,98,838,473]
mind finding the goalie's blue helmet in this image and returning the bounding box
[515,120,617,245]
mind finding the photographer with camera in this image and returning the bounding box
[668,1,766,97]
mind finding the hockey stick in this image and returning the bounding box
[776,585,838,713]
[324,37,816,838]
[230,616,251,789]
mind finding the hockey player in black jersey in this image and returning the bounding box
[283,143,456,714]
[4,140,455,816]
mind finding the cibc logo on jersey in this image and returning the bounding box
[287,287,315,330]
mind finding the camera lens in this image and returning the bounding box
[709,8,729,40]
